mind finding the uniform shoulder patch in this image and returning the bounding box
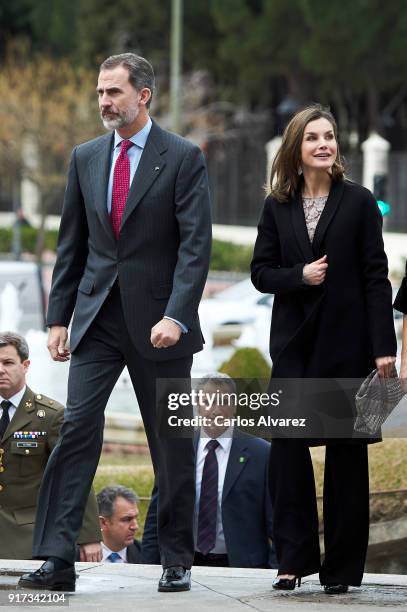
[34,393,64,412]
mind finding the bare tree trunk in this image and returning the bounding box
[367,84,380,133]
[35,189,47,264]
[286,70,305,102]
[333,91,349,141]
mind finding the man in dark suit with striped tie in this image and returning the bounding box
[142,374,277,569]
[19,53,211,594]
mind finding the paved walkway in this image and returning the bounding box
[1,562,406,611]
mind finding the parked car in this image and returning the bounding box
[201,279,403,347]
[199,278,273,344]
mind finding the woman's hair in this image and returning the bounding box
[268,104,345,202]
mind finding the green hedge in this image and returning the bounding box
[219,347,271,379]
[0,227,59,253]
[210,239,253,272]
[0,229,252,273]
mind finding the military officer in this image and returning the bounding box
[0,331,101,560]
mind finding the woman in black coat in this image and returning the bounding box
[251,105,396,594]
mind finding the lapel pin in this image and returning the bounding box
[154,166,160,171]
[37,410,45,418]
[25,401,32,408]
[239,456,245,463]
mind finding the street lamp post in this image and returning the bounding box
[170,0,183,134]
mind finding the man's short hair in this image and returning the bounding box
[100,53,155,108]
[196,372,237,394]
[97,485,139,519]
[0,331,29,361]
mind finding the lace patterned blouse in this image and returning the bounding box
[302,195,328,242]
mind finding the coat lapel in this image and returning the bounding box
[120,121,167,229]
[1,387,36,444]
[290,190,315,263]
[311,179,345,257]
[222,434,250,502]
[88,133,116,243]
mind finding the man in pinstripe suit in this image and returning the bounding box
[19,53,211,593]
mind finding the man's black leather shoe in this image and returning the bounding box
[324,584,349,595]
[158,566,191,592]
[18,560,76,592]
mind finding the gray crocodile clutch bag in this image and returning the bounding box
[354,367,405,435]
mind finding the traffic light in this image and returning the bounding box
[373,175,391,216]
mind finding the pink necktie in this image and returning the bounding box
[111,139,134,239]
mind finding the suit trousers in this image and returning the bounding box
[33,283,195,567]
[193,552,229,567]
[269,439,369,586]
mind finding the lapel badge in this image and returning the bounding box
[154,166,160,171]
[239,456,245,463]
[25,401,32,408]
[37,409,46,418]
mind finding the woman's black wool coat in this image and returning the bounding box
[251,179,396,439]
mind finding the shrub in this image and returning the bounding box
[210,239,253,272]
[219,347,271,379]
[0,232,251,273]
[0,227,59,254]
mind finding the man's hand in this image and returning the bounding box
[375,355,396,378]
[47,326,71,362]
[303,255,328,286]
[79,542,103,562]
[151,319,182,349]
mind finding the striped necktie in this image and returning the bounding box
[197,439,220,555]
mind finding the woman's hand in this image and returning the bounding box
[375,355,396,378]
[302,255,328,285]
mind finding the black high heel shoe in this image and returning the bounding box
[272,575,302,590]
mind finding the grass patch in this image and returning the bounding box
[98,451,152,468]
[368,439,407,490]
[311,440,407,524]
[95,439,407,536]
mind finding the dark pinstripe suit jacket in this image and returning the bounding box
[47,119,212,360]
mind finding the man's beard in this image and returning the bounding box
[100,107,139,130]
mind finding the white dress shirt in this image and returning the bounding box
[106,118,152,214]
[0,385,26,423]
[195,427,234,554]
[101,541,127,563]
